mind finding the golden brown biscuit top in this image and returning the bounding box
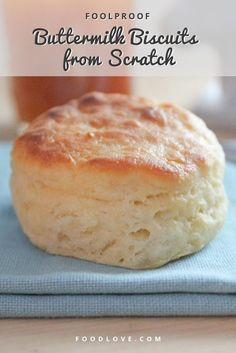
[13,92,220,180]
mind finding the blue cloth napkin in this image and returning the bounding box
[0,142,236,317]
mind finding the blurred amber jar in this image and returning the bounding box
[6,0,132,122]
[12,77,130,122]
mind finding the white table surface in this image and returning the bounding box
[0,317,236,353]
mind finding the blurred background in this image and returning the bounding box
[1,76,236,139]
[0,0,236,159]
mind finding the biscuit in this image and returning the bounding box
[11,92,227,269]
